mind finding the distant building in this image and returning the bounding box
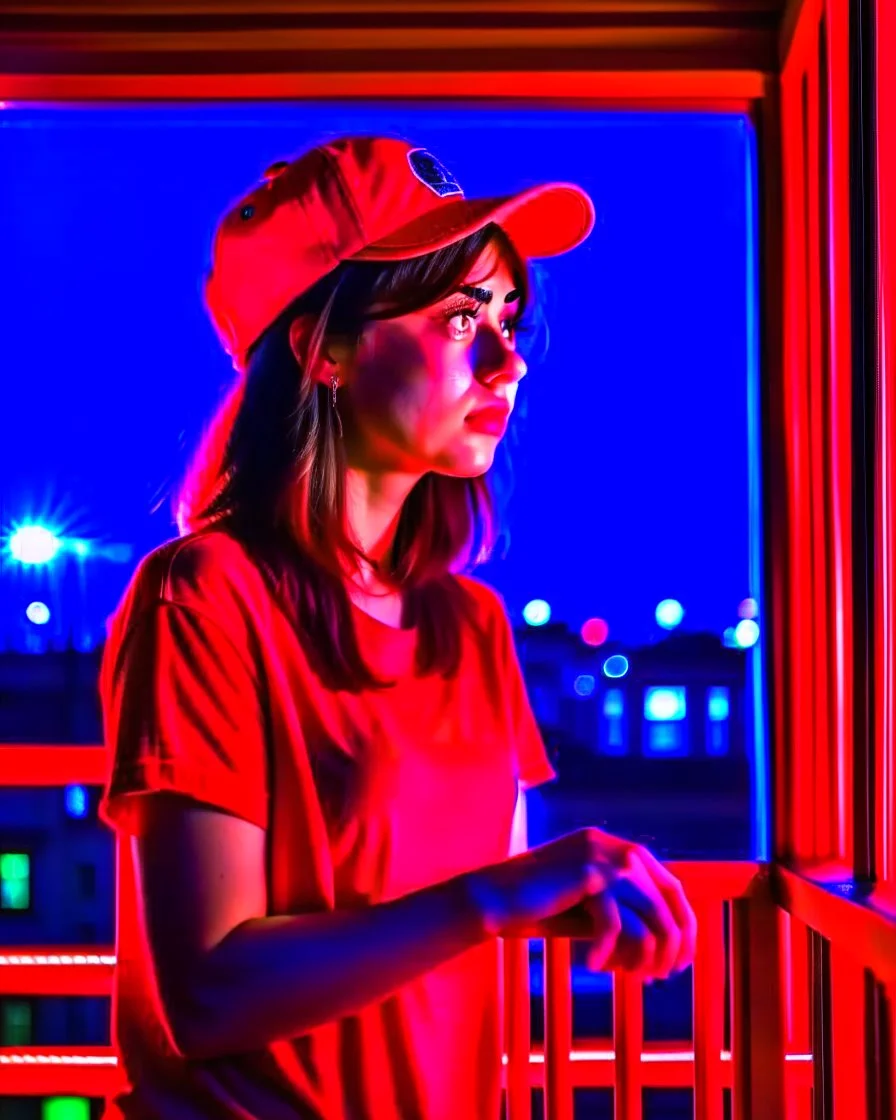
[514,624,752,857]
[516,624,747,758]
[0,629,755,1116]
[0,648,112,1079]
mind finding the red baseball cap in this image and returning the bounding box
[204,135,595,371]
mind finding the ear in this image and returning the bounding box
[288,315,356,388]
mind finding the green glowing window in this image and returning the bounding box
[0,853,30,910]
[43,1100,90,1120]
[1,999,32,1045]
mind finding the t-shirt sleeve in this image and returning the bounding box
[492,594,557,791]
[98,601,269,835]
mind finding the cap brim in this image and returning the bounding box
[352,182,595,262]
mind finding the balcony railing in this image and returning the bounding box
[2,746,895,1117]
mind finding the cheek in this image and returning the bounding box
[372,364,471,436]
[411,367,474,442]
[382,379,450,439]
[351,327,482,458]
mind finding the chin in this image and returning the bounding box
[432,449,498,479]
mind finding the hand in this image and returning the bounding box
[586,844,697,978]
[467,828,697,980]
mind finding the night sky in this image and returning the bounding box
[0,104,758,652]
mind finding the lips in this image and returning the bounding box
[465,405,511,435]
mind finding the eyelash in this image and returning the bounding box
[443,301,529,344]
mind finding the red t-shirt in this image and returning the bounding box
[98,530,555,1120]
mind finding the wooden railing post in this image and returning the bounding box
[830,941,869,1116]
[503,936,531,1120]
[731,868,786,1119]
[544,938,574,1120]
[693,901,725,1120]
[613,972,643,1120]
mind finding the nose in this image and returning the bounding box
[472,324,527,386]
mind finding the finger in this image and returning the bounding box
[607,907,655,974]
[584,891,622,972]
[613,853,681,978]
[633,848,698,972]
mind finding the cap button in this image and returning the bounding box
[262,160,289,182]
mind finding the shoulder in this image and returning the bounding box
[109,529,268,642]
[451,573,511,638]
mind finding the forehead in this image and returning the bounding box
[461,240,521,289]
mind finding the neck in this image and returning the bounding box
[343,467,422,570]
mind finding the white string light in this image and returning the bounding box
[501,1048,813,1065]
[0,954,115,966]
[0,1054,118,1065]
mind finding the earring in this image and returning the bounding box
[330,374,344,439]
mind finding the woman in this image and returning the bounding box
[99,135,696,1120]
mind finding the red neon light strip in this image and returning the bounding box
[0,70,767,105]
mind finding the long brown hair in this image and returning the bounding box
[176,223,532,691]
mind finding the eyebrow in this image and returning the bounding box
[458,285,521,306]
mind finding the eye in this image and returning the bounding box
[443,302,521,346]
[445,304,480,340]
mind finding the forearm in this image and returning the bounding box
[174,872,487,1059]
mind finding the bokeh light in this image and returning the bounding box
[522,599,551,627]
[656,599,685,630]
[734,619,760,648]
[580,617,609,647]
[737,597,759,620]
[573,673,596,697]
[64,785,88,819]
[722,626,739,648]
[602,654,630,679]
[25,602,50,626]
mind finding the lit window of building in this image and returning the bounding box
[599,688,628,755]
[0,852,31,910]
[706,686,731,756]
[43,1100,91,1120]
[643,686,689,756]
[1,999,33,1045]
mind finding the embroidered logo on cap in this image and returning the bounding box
[407,149,463,198]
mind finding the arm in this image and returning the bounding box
[134,796,694,1062]
[133,794,488,1062]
